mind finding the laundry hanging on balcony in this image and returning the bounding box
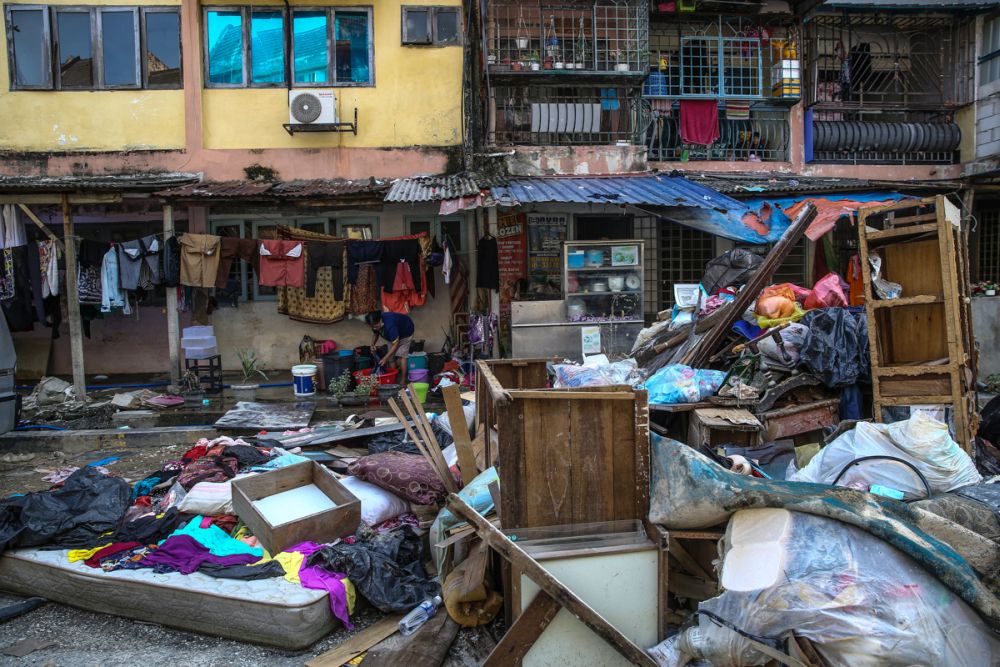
[679,100,720,146]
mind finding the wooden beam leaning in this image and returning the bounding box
[17,204,64,250]
[447,494,658,667]
[60,195,86,398]
[442,384,479,485]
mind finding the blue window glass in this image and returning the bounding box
[206,10,243,85]
[335,11,370,84]
[56,11,94,87]
[293,11,328,83]
[101,10,138,86]
[251,10,284,84]
[9,9,48,87]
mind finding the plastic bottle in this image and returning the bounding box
[398,596,443,636]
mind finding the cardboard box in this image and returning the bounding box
[232,461,361,554]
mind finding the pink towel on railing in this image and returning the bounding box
[680,100,720,146]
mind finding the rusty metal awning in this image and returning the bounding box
[0,173,200,194]
[154,178,390,202]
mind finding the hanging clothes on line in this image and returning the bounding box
[178,233,221,288]
[346,240,383,285]
[476,234,499,290]
[38,239,60,298]
[304,241,345,300]
[0,249,14,301]
[215,237,260,290]
[117,235,162,290]
[3,245,35,331]
[77,239,106,306]
[162,235,182,288]
[0,206,25,249]
[276,225,347,324]
[259,240,305,288]
[679,100,721,146]
[100,247,131,315]
[379,239,422,294]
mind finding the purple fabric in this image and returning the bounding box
[288,541,352,628]
[139,535,260,575]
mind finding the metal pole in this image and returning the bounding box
[60,195,86,398]
[164,204,181,387]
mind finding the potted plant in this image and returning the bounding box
[231,348,267,402]
[529,51,541,71]
[512,60,523,72]
[342,373,378,406]
[515,9,529,50]
[327,369,352,406]
[543,57,554,70]
[180,370,204,407]
[612,49,630,71]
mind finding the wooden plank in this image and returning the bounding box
[864,221,938,242]
[442,384,478,486]
[885,211,939,225]
[361,612,459,667]
[524,397,567,526]
[608,398,634,522]
[496,399,525,528]
[877,394,954,406]
[571,397,614,524]
[164,204,180,387]
[459,539,489,599]
[305,614,403,667]
[482,591,561,667]
[668,537,714,581]
[875,364,951,377]
[447,494,659,667]
[870,294,943,309]
[17,204,64,250]
[477,360,512,405]
[507,390,636,400]
[61,196,86,398]
[633,391,651,523]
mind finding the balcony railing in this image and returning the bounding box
[489,86,641,146]
[642,103,789,162]
[808,110,960,165]
[487,0,648,74]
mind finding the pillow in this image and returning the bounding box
[339,475,410,526]
[348,452,447,505]
[176,480,233,516]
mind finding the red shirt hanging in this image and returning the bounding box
[258,240,305,288]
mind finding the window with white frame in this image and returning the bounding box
[337,217,379,239]
[5,5,181,90]
[401,6,460,46]
[204,5,373,88]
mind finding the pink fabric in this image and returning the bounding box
[287,541,353,628]
[679,100,720,146]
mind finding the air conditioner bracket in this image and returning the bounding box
[283,107,358,136]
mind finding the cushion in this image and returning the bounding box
[348,452,447,505]
[176,481,233,516]
[338,475,409,526]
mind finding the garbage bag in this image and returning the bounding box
[0,467,130,553]
[789,412,981,498]
[755,323,808,371]
[307,526,441,613]
[651,508,1000,667]
[755,285,798,319]
[701,248,763,294]
[644,364,726,405]
[798,307,870,386]
[553,358,642,388]
[803,272,849,310]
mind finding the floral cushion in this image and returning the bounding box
[347,452,446,505]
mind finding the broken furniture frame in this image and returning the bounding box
[857,195,978,450]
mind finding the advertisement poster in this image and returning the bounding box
[526,213,568,296]
[497,213,527,352]
[581,326,601,355]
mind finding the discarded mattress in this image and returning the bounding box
[0,547,335,649]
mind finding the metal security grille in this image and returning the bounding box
[978,208,1000,284]
[643,104,789,162]
[635,215,660,318]
[737,238,809,285]
[803,12,975,111]
[487,0,647,73]
[809,109,959,165]
[489,85,641,145]
[658,222,715,312]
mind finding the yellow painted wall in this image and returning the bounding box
[202,0,463,149]
[0,0,185,152]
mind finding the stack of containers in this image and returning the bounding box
[182,325,218,359]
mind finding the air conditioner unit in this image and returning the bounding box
[288,89,337,125]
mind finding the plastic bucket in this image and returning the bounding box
[409,368,429,383]
[353,368,400,396]
[409,352,428,370]
[412,382,429,403]
[292,364,318,397]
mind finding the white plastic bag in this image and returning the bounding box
[653,508,1000,667]
[789,412,980,498]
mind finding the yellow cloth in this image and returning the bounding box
[274,551,306,584]
[67,543,112,563]
[343,577,356,615]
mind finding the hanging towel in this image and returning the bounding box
[680,100,720,146]
[725,100,751,120]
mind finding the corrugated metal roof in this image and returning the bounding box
[155,179,388,200]
[385,174,485,203]
[0,173,199,193]
[682,174,875,197]
[490,174,747,211]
